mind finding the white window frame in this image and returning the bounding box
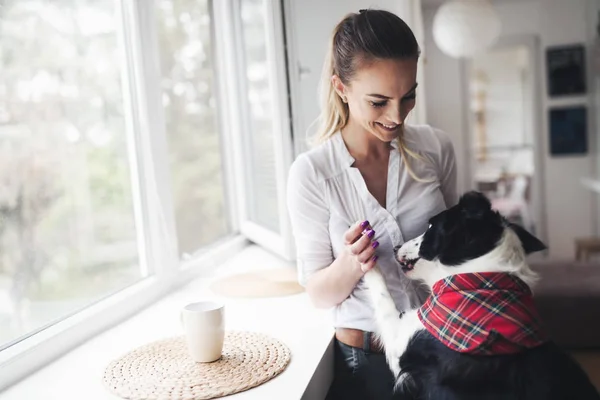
[225,0,296,261]
[0,0,249,391]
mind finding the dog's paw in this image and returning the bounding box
[393,371,413,394]
[363,267,389,297]
[387,352,402,379]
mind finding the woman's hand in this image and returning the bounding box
[302,219,380,309]
[343,220,379,273]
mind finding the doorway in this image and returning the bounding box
[465,36,546,241]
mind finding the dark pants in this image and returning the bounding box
[326,338,399,400]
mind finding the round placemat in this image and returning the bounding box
[210,268,304,299]
[103,331,291,400]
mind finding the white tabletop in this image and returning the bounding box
[0,245,335,400]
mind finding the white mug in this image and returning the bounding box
[181,301,225,363]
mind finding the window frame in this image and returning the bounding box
[229,0,296,261]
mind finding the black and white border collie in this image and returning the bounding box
[364,191,600,399]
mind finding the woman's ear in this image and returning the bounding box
[331,75,347,103]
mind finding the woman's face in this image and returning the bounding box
[334,58,418,143]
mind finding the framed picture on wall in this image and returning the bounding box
[546,44,587,97]
[549,106,587,156]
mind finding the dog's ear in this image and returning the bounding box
[509,223,546,254]
[459,191,492,219]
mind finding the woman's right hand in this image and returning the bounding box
[343,220,379,274]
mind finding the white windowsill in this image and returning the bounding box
[0,245,335,400]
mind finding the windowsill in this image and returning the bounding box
[0,245,335,400]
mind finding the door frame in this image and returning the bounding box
[461,34,548,248]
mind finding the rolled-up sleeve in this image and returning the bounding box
[286,155,333,286]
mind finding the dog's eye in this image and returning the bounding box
[428,224,432,229]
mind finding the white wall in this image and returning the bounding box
[423,0,598,259]
[419,8,468,193]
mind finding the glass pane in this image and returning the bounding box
[0,1,142,349]
[156,0,231,256]
[240,0,280,233]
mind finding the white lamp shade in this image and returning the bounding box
[432,0,502,58]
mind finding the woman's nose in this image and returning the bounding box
[385,110,402,125]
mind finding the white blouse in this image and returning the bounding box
[286,124,458,332]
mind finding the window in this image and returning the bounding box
[156,0,232,256]
[0,0,142,351]
[232,0,296,258]
[239,0,280,233]
[0,0,294,391]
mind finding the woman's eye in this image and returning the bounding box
[369,101,387,108]
[402,94,416,102]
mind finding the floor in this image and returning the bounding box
[572,352,600,390]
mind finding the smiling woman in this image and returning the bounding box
[332,62,418,142]
[285,8,458,400]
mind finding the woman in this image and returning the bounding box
[286,8,458,399]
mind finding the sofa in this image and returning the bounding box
[531,260,600,349]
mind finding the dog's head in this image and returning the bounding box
[396,191,546,288]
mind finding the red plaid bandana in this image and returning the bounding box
[417,272,549,355]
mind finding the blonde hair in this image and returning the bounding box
[308,9,432,183]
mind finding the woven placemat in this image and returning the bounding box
[103,331,291,400]
[210,268,304,299]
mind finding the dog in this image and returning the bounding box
[363,191,600,399]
